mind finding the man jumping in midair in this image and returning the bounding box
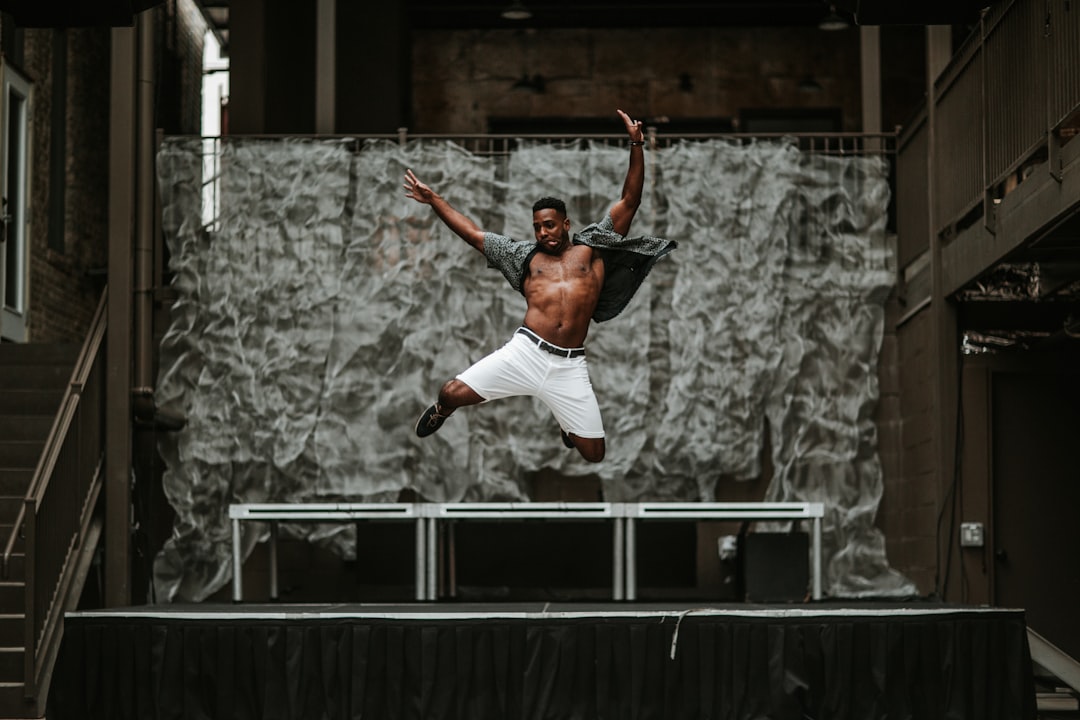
[404,109,675,463]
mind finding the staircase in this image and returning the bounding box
[1031,629,1080,719]
[0,343,77,718]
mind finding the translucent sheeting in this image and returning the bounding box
[153,137,914,602]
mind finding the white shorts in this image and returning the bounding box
[456,329,605,438]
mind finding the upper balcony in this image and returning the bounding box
[896,0,1080,336]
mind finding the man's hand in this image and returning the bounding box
[617,109,644,144]
[401,168,486,251]
[610,109,645,236]
[404,169,436,205]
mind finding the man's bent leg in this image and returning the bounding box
[566,433,605,463]
[416,379,485,438]
[418,333,544,438]
[438,379,485,411]
[540,358,605,461]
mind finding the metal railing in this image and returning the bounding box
[2,288,108,699]
[187,129,897,243]
[193,129,898,155]
[1028,627,1080,707]
[900,0,1080,245]
[896,106,930,268]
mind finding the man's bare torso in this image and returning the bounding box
[521,244,604,348]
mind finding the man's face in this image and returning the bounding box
[533,209,571,253]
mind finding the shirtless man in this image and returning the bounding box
[404,109,674,463]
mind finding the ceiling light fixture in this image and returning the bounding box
[501,1,532,20]
[819,5,849,30]
[798,75,823,94]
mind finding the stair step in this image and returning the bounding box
[0,682,36,719]
[0,470,32,495]
[0,616,24,647]
[0,497,25,524]
[0,553,24,583]
[0,343,78,365]
[0,578,22,604]
[1037,691,1080,712]
[0,389,64,416]
[0,418,52,444]
[0,647,22,684]
[0,365,73,391]
[0,578,23,604]
[0,442,45,471]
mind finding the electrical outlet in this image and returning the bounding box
[960,522,985,547]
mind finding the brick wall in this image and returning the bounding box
[20,27,111,344]
[411,26,866,134]
[887,306,939,594]
[159,0,209,135]
[14,1,206,345]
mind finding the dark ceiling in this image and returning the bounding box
[405,0,989,29]
[194,0,991,53]
[0,0,990,49]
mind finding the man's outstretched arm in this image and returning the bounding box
[608,109,645,237]
[403,169,486,252]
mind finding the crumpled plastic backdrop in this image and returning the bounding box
[153,137,915,602]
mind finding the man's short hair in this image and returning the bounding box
[533,197,567,216]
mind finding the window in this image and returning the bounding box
[1,60,31,342]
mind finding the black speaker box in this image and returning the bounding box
[741,532,809,603]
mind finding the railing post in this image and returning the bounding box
[981,8,997,235]
[1046,4,1063,183]
[23,498,36,698]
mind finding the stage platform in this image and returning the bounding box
[49,601,1036,719]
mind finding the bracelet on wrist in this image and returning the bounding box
[629,140,645,146]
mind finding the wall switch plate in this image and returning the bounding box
[960,522,985,547]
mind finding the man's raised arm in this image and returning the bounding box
[608,109,645,237]
[403,169,486,252]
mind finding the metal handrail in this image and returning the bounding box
[908,0,1080,240]
[1,289,107,577]
[175,131,899,159]
[3,287,108,702]
[1029,627,1080,696]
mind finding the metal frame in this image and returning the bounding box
[229,501,826,603]
[425,502,628,601]
[624,502,825,601]
[229,503,426,601]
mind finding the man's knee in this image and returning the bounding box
[575,437,605,463]
[438,379,484,408]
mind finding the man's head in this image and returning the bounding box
[533,197,567,217]
[532,196,571,253]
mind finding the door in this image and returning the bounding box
[0,60,31,343]
[992,368,1080,660]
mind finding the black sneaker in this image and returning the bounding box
[415,403,449,438]
[560,429,575,449]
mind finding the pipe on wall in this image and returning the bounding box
[134,9,155,399]
[106,24,136,608]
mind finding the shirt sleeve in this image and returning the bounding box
[482,232,537,294]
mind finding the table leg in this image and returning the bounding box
[269,520,279,601]
[232,518,242,602]
[426,517,438,601]
[812,517,823,599]
[613,517,624,601]
[414,517,426,602]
